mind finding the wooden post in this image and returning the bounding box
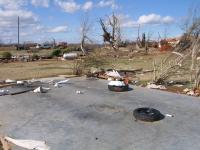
[17,16,19,50]
[153,60,156,81]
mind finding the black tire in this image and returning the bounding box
[133,107,164,122]
[108,84,129,92]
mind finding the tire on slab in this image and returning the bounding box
[133,107,164,122]
[108,84,129,92]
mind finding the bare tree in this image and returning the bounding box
[154,6,200,86]
[181,6,200,36]
[80,15,92,55]
[99,13,121,50]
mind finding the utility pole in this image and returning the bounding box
[17,16,19,50]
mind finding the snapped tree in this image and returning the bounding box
[99,13,121,50]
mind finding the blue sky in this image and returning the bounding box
[0,0,199,44]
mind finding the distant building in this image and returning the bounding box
[159,37,180,51]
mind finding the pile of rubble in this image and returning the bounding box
[0,78,70,96]
[183,88,200,97]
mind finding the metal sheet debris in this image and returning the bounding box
[0,90,10,96]
[33,87,50,93]
[5,136,50,150]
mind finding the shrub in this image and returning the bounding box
[72,59,83,75]
[0,52,12,58]
[32,54,39,60]
[62,47,78,54]
[51,49,61,57]
[83,50,107,68]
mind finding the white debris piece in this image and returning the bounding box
[46,80,54,84]
[0,90,9,96]
[107,77,113,81]
[173,84,183,87]
[5,79,16,83]
[106,70,121,78]
[108,81,125,86]
[5,136,50,150]
[186,90,195,96]
[54,79,70,87]
[54,83,61,88]
[33,87,50,93]
[76,90,83,94]
[17,81,25,84]
[57,79,69,84]
[183,88,190,93]
[165,114,174,117]
[146,83,166,90]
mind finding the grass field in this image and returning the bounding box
[0,48,191,82]
[0,59,74,80]
[0,51,166,80]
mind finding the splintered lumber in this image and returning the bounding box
[0,83,16,88]
[117,68,143,73]
[142,70,154,73]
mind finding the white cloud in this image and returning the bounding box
[31,0,49,8]
[162,16,174,24]
[0,0,38,28]
[48,26,68,33]
[0,0,40,43]
[108,13,175,29]
[0,9,38,28]
[117,14,137,28]
[0,0,27,10]
[55,0,80,13]
[82,1,93,11]
[98,0,118,9]
[137,13,174,25]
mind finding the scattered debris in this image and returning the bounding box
[0,80,4,84]
[16,81,25,85]
[4,136,50,150]
[8,84,37,95]
[146,83,166,90]
[106,70,122,78]
[54,83,61,88]
[56,79,69,84]
[76,90,84,94]
[5,79,16,83]
[173,84,184,87]
[165,114,174,117]
[118,68,143,73]
[0,90,9,96]
[33,87,50,93]
[54,79,70,87]
[107,77,113,81]
[0,137,11,150]
[186,90,195,96]
[183,88,190,93]
[183,88,200,96]
[167,80,189,86]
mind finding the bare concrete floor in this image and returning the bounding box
[0,77,200,150]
